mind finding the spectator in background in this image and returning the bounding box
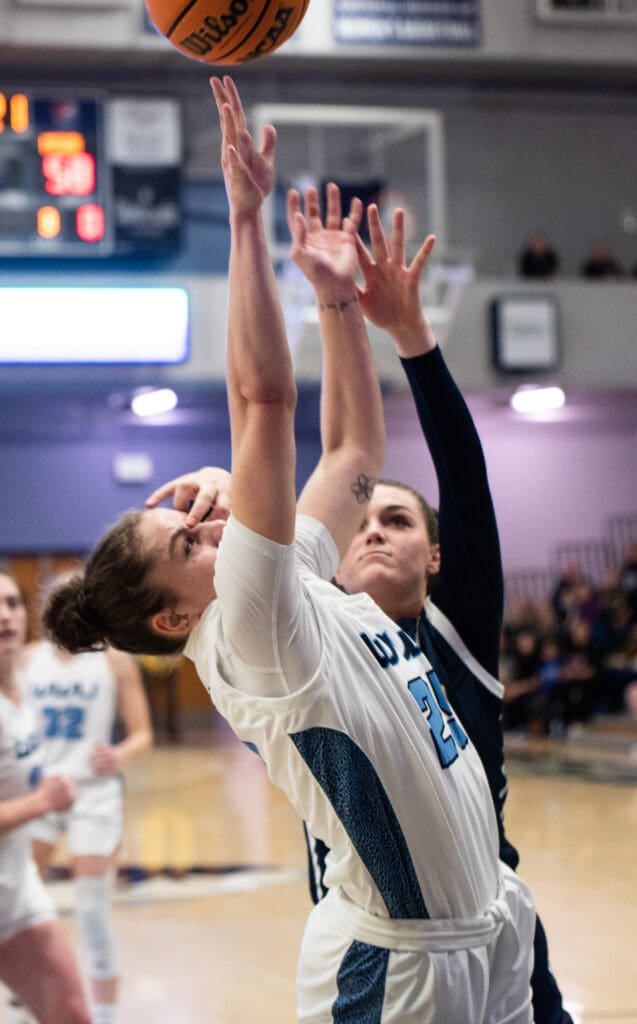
[551,558,589,625]
[619,542,637,618]
[502,541,637,733]
[555,616,600,730]
[603,621,637,719]
[502,627,541,732]
[518,231,559,278]
[534,634,566,733]
[580,242,624,279]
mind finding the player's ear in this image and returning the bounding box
[426,543,441,577]
[151,609,195,638]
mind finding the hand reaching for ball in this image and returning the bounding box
[211,76,276,215]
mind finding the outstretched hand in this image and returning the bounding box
[356,204,437,354]
[287,183,362,293]
[211,75,276,214]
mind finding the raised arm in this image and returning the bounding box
[357,206,503,670]
[290,185,385,556]
[211,76,297,545]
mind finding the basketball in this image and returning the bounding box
[146,0,311,65]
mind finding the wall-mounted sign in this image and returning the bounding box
[333,0,481,48]
[490,295,561,374]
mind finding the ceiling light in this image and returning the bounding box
[510,386,565,414]
[131,388,178,417]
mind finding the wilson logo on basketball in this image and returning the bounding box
[179,0,257,56]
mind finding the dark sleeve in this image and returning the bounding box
[400,347,503,676]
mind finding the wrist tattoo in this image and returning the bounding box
[319,295,359,314]
[351,474,377,504]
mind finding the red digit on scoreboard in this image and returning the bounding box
[42,152,96,196]
[76,203,105,243]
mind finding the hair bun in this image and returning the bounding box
[44,575,107,653]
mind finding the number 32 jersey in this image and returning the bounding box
[186,514,501,923]
[21,643,117,783]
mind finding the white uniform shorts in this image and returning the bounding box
[296,864,535,1024]
[30,776,123,858]
[0,859,56,945]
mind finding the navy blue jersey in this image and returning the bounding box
[398,348,518,870]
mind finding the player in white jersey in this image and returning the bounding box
[22,632,152,1024]
[0,566,90,1024]
[43,78,535,1021]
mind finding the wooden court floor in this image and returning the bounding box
[2,716,636,1023]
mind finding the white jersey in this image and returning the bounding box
[22,643,118,784]
[186,515,501,922]
[0,691,42,887]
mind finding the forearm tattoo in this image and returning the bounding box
[351,474,377,504]
[318,295,359,314]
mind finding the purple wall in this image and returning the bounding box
[1,383,635,577]
[382,388,637,575]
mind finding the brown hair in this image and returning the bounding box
[43,511,185,656]
[377,478,439,545]
[0,563,29,608]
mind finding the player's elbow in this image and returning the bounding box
[240,379,298,412]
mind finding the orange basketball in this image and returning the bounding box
[146,0,311,65]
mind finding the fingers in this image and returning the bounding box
[146,470,232,528]
[260,123,277,162]
[366,204,390,261]
[145,477,183,507]
[219,73,249,131]
[389,208,405,265]
[410,233,436,278]
[187,493,227,528]
[343,195,363,234]
[286,188,301,233]
[355,231,375,269]
[303,185,321,225]
[325,182,341,231]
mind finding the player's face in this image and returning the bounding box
[0,574,28,659]
[138,507,226,625]
[336,484,439,621]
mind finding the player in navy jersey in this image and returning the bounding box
[45,77,536,1021]
[313,203,572,1024]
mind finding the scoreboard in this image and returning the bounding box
[0,91,110,255]
[0,90,182,258]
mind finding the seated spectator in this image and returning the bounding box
[502,627,541,732]
[602,621,637,716]
[619,541,637,617]
[580,242,624,279]
[551,558,587,624]
[502,547,637,735]
[533,634,567,736]
[556,616,600,729]
[518,231,559,278]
